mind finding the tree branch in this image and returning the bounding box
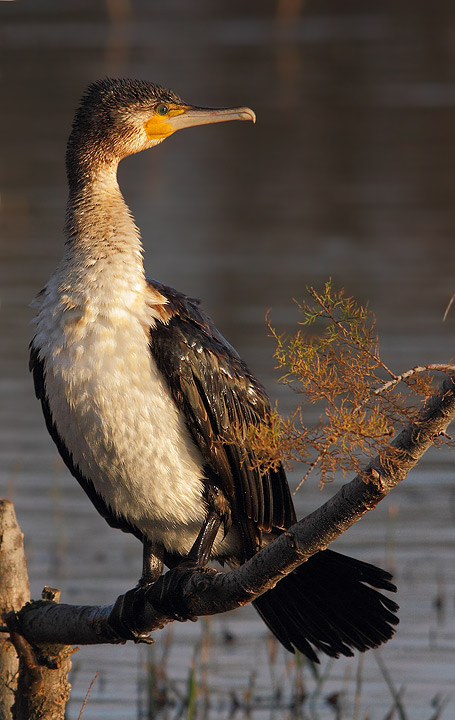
[11,374,455,647]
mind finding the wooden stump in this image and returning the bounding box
[0,499,73,720]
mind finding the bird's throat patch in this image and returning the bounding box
[144,105,187,140]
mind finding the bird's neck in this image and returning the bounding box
[66,162,142,256]
[58,163,146,311]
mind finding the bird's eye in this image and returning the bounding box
[156,104,169,116]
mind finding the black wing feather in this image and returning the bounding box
[148,279,295,557]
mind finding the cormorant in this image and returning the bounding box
[30,78,398,661]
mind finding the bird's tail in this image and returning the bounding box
[253,548,399,662]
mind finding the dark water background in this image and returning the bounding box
[1,1,455,718]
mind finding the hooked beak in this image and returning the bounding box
[169,105,256,130]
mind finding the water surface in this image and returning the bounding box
[1,2,455,718]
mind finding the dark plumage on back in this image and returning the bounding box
[148,279,295,559]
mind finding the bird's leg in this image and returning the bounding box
[139,539,164,586]
[186,511,222,567]
[183,484,229,567]
[112,516,222,635]
[108,541,165,642]
[142,512,221,623]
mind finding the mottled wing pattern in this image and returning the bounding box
[147,279,296,558]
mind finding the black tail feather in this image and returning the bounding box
[253,549,399,662]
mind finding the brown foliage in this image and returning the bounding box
[231,281,455,490]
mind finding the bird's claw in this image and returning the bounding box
[145,563,216,622]
[108,586,157,642]
[108,564,216,641]
[144,565,198,621]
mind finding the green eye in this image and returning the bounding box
[156,104,169,116]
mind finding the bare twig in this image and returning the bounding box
[443,293,455,322]
[373,364,455,396]
[293,452,322,494]
[77,673,99,720]
[374,651,408,720]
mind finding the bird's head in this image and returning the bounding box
[66,78,255,179]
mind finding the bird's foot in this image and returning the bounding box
[108,563,216,642]
[144,563,216,622]
[108,586,156,644]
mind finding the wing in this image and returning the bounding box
[147,279,296,557]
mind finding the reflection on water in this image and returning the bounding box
[1,2,455,718]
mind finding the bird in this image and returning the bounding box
[30,78,398,662]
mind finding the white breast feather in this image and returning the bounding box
[34,267,214,556]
